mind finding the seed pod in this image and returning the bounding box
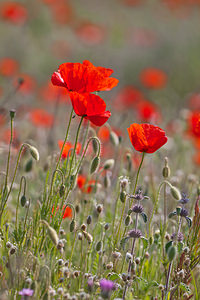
[90,156,100,174]
[29,146,39,161]
[103,159,115,170]
[96,241,102,252]
[20,195,26,207]
[110,131,119,147]
[41,220,59,246]
[70,219,76,232]
[120,191,126,203]
[10,109,16,119]
[176,206,182,216]
[170,186,182,200]
[59,184,65,197]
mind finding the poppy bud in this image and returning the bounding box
[25,159,33,172]
[83,231,93,244]
[162,157,170,178]
[70,219,76,232]
[59,184,65,197]
[81,224,87,231]
[104,223,109,231]
[167,246,176,261]
[41,220,59,246]
[92,137,101,155]
[96,241,102,252]
[20,195,26,207]
[103,159,115,170]
[90,156,100,174]
[110,131,119,147]
[29,146,39,161]
[96,204,103,214]
[104,172,111,189]
[125,215,131,227]
[170,186,182,200]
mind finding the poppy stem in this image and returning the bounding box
[131,152,145,206]
[56,107,74,169]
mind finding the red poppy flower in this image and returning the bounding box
[58,140,81,159]
[76,22,105,46]
[52,205,72,219]
[30,109,54,128]
[50,0,72,25]
[0,57,19,77]
[127,123,168,153]
[187,111,200,138]
[137,100,161,123]
[0,1,28,25]
[51,60,118,93]
[77,175,96,193]
[69,92,111,127]
[140,68,167,89]
[114,86,144,109]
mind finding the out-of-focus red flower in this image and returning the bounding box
[98,126,110,142]
[189,93,200,111]
[52,205,72,219]
[14,74,36,95]
[30,109,54,128]
[130,28,157,47]
[40,82,69,104]
[50,0,72,25]
[76,22,105,46]
[127,123,168,153]
[137,100,161,123]
[140,68,167,89]
[51,60,118,93]
[58,140,81,159]
[0,58,19,77]
[51,40,70,59]
[70,92,111,127]
[77,175,96,193]
[114,86,144,109]
[0,1,28,25]
[187,111,200,138]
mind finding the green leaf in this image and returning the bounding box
[108,273,121,281]
[186,217,192,228]
[177,241,184,253]
[141,237,148,249]
[168,211,176,218]
[165,241,173,254]
[141,212,148,223]
[120,237,130,250]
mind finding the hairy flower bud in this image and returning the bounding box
[90,156,100,174]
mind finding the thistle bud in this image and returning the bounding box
[29,146,39,161]
[170,186,182,200]
[103,159,115,170]
[20,195,26,207]
[110,131,119,147]
[90,156,100,174]
[70,219,76,232]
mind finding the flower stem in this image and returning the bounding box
[131,152,145,206]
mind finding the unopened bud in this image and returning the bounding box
[170,186,182,200]
[167,246,176,261]
[96,204,103,214]
[125,215,131,227]
[120,191,126,203]
[92,138,100,155]
[162,157,170,178]
[41,220,59,246]
[90,156,100,174]
[20,195,26,207]
[70,219,76,232]
[29,146,39,161]
[103,159,115,170]
[96,241,102,252]
[59,184,65,197]
[83,231,93,244]
[110,131,119,147]
[81,224,87,231]
[87,215,92,225]
[10,109,16,119]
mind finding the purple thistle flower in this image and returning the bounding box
[100,279,114,298]
[19,288,34,298]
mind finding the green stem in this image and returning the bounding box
[114,193,127,249]
[15,176,26,232]
[131,152,145,206]
[4,115,14,195]
[69,231,77,267]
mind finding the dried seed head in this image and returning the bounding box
[128,229,142,239]
[135,257,140,265]
[81,224,87,231]
[73,270,80,278]
[87,215,92,225]
[126,252,133,262]
[106,262,113,270]
[96,204,103,214]
[78,233,83,241]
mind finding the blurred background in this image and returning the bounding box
[0,0,200,163]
